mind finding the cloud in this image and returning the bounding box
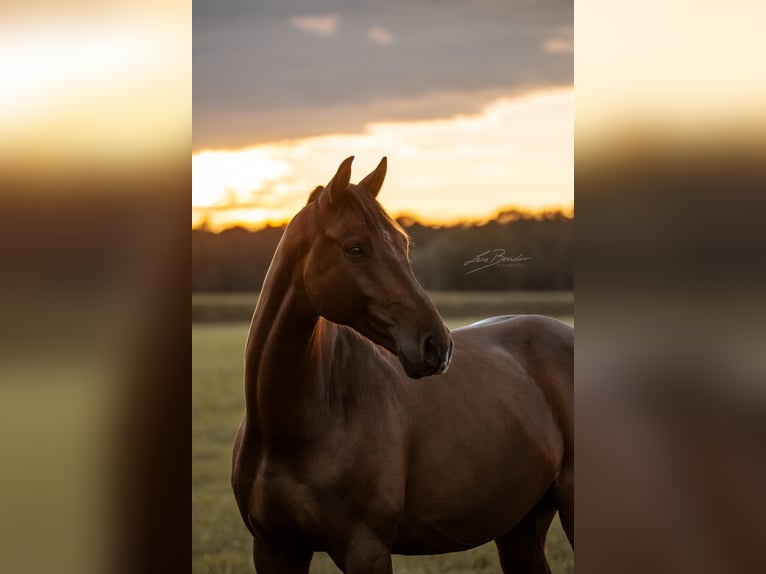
[544,27,573,54]
[194,1,573,149]
[192,150,292,208]
[192,88,573,230]
[367,26,393,46]
[290,14,338,37]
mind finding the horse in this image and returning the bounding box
[232,156,574,573]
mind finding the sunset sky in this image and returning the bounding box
[0,2,189,172]
[193,1,573,230]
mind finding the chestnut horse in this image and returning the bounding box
[232,157,573,573]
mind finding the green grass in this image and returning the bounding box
[193,318,574,573]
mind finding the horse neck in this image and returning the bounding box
[243,232,325,437]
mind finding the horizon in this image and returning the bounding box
[192,203,575,233]
[192,88,574,232]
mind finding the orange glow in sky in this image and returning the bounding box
[0,4,190,170]
[192,88,574,231]
[576,0,766,145]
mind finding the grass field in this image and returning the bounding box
[193,313,574,573]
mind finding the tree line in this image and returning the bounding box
[192,210,573,292]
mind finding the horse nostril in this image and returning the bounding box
[422,335,440,369]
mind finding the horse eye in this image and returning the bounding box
[345,244,364,258]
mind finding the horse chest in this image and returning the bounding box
[248,436,405,547]
[250,459,319,534]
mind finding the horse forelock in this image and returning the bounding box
[343,185,409,246]
[303,182,409,249]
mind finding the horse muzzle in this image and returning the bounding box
[398,331,453,379]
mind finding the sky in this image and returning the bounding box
[193,0,573,230]
[1,1,190,173]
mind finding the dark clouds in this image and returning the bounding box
[193,0,573,149]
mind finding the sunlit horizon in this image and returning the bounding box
[192,88,574,232]
[192,203,574,232]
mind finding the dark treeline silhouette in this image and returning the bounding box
[192,210,573,292]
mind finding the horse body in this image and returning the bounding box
[232,157,573,573]
[393,316,572,553]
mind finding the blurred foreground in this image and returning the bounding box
[576,136,766,573]
[0,2,189,573]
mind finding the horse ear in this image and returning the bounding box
[358,156,387,198]
[327,156,354,203]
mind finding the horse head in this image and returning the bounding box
[297,156,453,378]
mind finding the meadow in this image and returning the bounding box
[192,292,574,573]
